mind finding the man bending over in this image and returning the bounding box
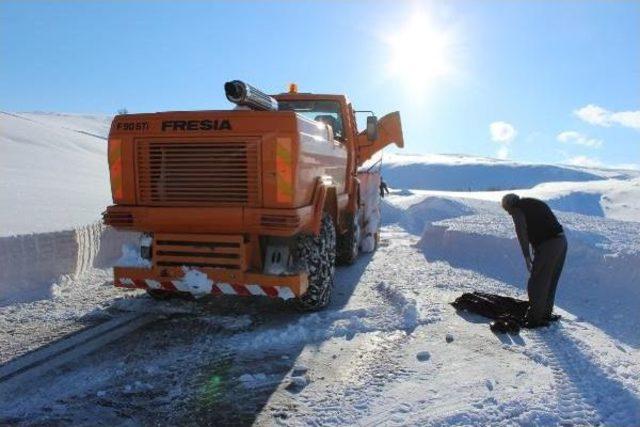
[501,194,568,327]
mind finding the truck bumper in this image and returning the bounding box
[114,266,308,300]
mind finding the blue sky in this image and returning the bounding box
[1,1,639,168]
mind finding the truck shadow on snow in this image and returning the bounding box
[0,252,375,426]
[159,251,375,425]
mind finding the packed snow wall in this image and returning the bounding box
[419,213,640,346]
[0,223,137,304]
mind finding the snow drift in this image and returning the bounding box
[0,224,136,305]
[419,212,640,346]
[381,152,638,191]
[0,112,112,236]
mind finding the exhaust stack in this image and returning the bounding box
[224,80,279,111]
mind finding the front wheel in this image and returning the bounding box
[293,213,336,311]
[337,208,360,265]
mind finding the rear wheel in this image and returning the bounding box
[146,289,174,300]
[293,213,336,311]
[146,289,193,300]
[337,208,360,265]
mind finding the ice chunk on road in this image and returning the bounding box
[173,268,214,296]
[291,365,308,377]
[416,351,431,361]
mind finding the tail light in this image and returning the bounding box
[108,138,123,203]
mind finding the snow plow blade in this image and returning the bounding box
[114,266,308,300]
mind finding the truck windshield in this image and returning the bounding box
[278,100,344,140]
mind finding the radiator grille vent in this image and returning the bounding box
[153,233,245,270]
[136,140,259,205]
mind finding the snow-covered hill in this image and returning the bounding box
[0,112,112,237]
[381,152,639,191]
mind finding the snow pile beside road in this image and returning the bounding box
[0,112,142,305]
[419,210,640,346]
[382,195,473,235]
[0,112,112,236]
[0,224,137,305]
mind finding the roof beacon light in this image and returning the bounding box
[289,83,298,94]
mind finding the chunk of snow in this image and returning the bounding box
[286,375,309,392]
[291,365,308,377]
[485,379,494,391]
[115,244,151,268]
[416,351,431,361]
[172,268,213,296]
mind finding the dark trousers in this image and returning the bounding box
[526,235,568,323]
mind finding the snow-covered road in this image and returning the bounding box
[2,224,639,425]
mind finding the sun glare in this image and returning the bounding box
[386,12,456,93]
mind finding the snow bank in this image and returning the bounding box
[0,224,137,305]
[0,112,112,236]
[381,177,640,224]
[420,212,640,346]
[383,196,473,235]
[381,153,638,191]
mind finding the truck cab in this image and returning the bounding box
[103,82,402,310]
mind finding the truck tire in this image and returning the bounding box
[337,208,360,265]
[146,289,174,300]
[293,213,336,311]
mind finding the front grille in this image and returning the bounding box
[136,140,260,205]
[153,233,246,270]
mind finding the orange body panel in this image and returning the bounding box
[104,91,402,297]
[357,111,404,165]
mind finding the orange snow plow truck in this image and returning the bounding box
[103,81,403,310]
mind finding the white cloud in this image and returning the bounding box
[566,155,602,168]
[556,131,602,148]
[611,110,640,129]
[489,121,517,143]
[575,104,640,130]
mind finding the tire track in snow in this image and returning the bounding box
[524,325,640,425]
[277,237,445,425]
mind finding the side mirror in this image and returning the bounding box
[366,116,378,141]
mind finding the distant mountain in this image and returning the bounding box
[380,152,638,191]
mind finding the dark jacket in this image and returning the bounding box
[511,198,563,258]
